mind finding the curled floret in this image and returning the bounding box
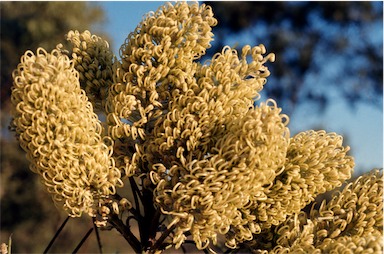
[11,48,122,217]
[247,169,382,253]
[65,30,115,111]
[151,99,289,249]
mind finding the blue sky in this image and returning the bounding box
[95,1,383,175]
[95,1,167,56]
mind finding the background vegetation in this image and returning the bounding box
[204,1,383,114]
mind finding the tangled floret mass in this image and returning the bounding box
[247,169,383,253]
[11,48,122,217]
[10,1,379,252]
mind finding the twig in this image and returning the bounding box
[129,177,145,245]
[141,187,157,248]
[72,227,93,253]
[92,217,103,253]
[150,224,176,252]
[125,215,138,227]
[130,177,143,203]
[149,208,161,240]
[43,216,70,253]
[129,177,142,220]
[109,214,142,253]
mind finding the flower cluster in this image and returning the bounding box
[10,47,122,217]
[107,2,353,249]
[10,1,381,253]
[105,2,218,178]
[247,169,383,253]
[151,99,289,249]
[65,30,115,111]
[225,130,354,247]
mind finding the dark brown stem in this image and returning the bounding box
[149,224,176,252]
[129,177,143,202]
[109,214,142,253]
[92,217,103,253]
[72,227,93,253]
[129,177,142,219]
[141,186,157,249]
[43,216,70,253]
[129,177,146,246]
[149,208,161,240]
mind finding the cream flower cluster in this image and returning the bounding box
[10,1,379,253]
[11,47,122,217]
[247,169,383,253]
[151,99,289,249]
[104,2,353,249]
[225,130,355,248]
[65,30,115,111]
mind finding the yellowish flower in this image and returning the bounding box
[10,2,378,253]
[227,130,354,248]
[247,169,382,253]
[151,99,289,249]
[65,30,115,112]
[11,47,122,217]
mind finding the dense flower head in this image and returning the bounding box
[285,130,354,192]
[106,1,217,140]
[150,99,289,249]
[105,1,276,180]
[10,47,122,217]
[312,169,383,244]
[246,169,382,253]
[105,2,218,179]
[225,130,355,248]
[102,1,279,248]
[65,30,115,111]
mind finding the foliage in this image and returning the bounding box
[204,1,383,113]
[5,2,383,253]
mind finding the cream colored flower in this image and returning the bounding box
[65,30,115,112]
[226,130,355,248]
[103,2,281,248]
[106,1,217,139]
[11,48,122,217]
[247,169,382,253]
[151,99,289,249]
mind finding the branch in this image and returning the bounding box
[149,224,176,252]
[141,185,157,248]
[129,177,146,246]
[43,216,70,253]
[72,227,93,253]
[129,177,143,219]
[109,214,142,253]
[149,208,162,240]
[92,217,103,253]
